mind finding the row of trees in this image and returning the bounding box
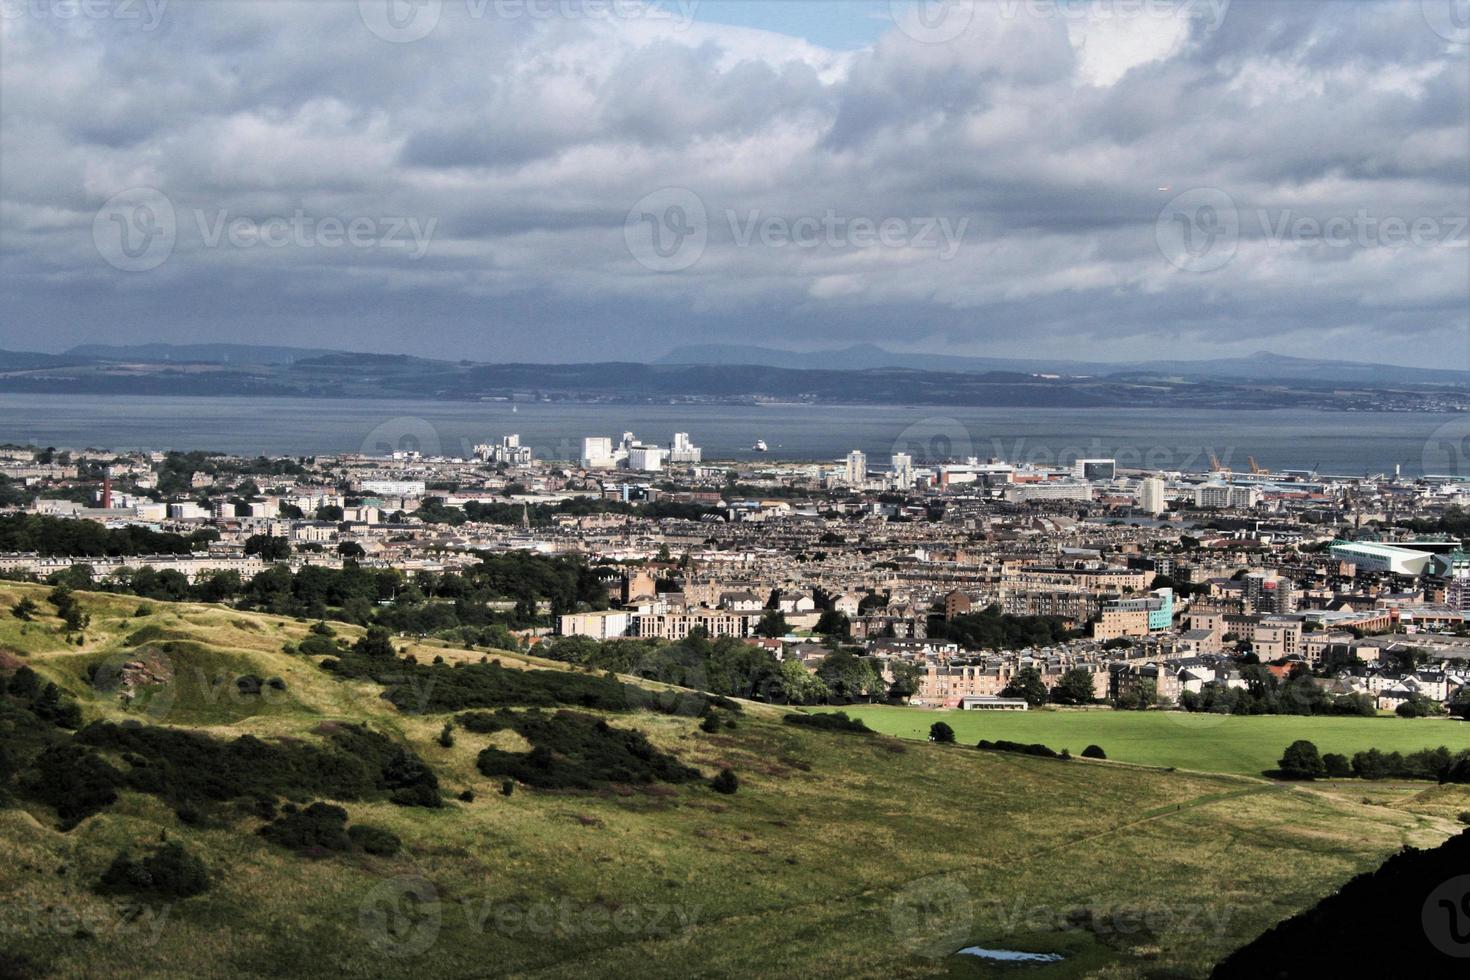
[1180,666,1378,717]
[1278,740,1470,782]
[26,551,606,632]
[0,514,217,558]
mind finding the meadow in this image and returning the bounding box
[2,581,1468,979]
[818,705,1470,776]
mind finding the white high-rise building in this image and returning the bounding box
[844,450,867,485]
[627,445,667,471]
[890,453,914,488]
[581,437,616,469]
[668,432,702,464]
[1140,477,1165,515]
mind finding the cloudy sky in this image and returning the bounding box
[0,0,1466,367]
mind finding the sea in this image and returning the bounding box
[0,393,1465,478]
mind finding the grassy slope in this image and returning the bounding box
[820,706,1470,777]
[1,581,1466,980]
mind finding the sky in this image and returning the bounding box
[0,0,1467,367]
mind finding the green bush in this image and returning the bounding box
[474,710,701,791]
[1081,745,1106,759]
[711,768,739,794]
[97,842,209,899]
[782,711,872,734]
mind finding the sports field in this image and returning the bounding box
[817,705,1470,776]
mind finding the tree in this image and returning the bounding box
[1395,694,1443,718]
[1322,752,1351,778]
[353,626,397,659]
[711,768,739,794]
[1113,679,1158,711]
[337,541,366,558]
[1279,740,1325,779]
[814,609,850,638]
[887,661,921,702]
[755,610,789,638]
[11,596,37,621]
[243,534,290,561]
[1081,744,1106,759]
[1001,667,1048,707]
[929,721,955,744]
[1050,668,1097,706]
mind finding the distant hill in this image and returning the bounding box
[658,343,1470,387]
[66,343,343,365]
[0,349,96,371]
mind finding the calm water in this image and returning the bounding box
[0,393,1462,476]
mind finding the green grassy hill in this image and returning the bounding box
[1,581,1467,979]
[822,705,1470,776]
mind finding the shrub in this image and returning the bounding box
[711,768,739,794]
[347,824,401,856]
[259,802,352,853]
[501,780,515,797]
[1081,745,1106,760]
[97,842,209,899]
[929,722,956,744]
[458,789,475,803]
[1278,740,1325,780]
[700,714,722,734]
[976,739,1061,759]
[1322,753,1352,778]
[781,711,872,734]
[437,722,455,748]
[474,710,701,791]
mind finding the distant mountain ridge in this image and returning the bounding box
[65,343,342,365]
[655,343,1468,386]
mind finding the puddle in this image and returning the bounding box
[955,947,1066,963]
